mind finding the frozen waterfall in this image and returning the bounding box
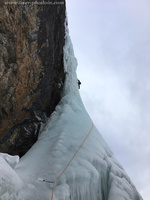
[0,24,143,200]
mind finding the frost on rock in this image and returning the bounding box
[0,25,143,200]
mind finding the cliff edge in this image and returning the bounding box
[0,0,66,156]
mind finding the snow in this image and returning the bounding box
[0,22,143,200]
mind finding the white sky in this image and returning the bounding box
[66,0,150,199]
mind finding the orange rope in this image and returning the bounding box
[51,122,94,200]
[51,182,55,200]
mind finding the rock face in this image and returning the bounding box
[0,0,66,156]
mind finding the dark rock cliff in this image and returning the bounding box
[0,0,66,156]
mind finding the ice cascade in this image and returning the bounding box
[0,26,143,200]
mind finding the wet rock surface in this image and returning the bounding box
[0,0,66,156]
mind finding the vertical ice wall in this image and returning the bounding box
[0,19,143,200]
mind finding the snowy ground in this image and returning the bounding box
[0,25,143,200]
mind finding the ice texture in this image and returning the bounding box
[0,22,143,200]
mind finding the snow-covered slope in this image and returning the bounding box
[0,27,143,200]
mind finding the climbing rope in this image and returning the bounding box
[50,121,94,200]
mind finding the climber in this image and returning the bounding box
[78,79,81,89]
